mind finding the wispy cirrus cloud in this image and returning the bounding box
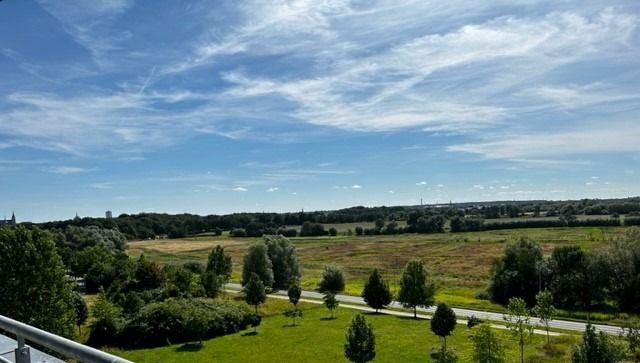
[221,8,635,133]
[448,122,640,162]
[37,0,134,66]
[46,166,93,175]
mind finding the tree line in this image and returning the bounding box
[488,228,640,314]
[30,197,640,240]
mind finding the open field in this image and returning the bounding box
[110,297,581,363]
[128,226,635,323]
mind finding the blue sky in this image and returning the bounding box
[1,0,639,222]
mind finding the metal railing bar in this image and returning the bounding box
[0,315,133,363]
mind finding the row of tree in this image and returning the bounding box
[32,196,640,239]
[488,228,640,313]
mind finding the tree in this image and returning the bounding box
[489,237,544,305]
[607,227,640,313]
[186,311,209,345]
[0,227,75,337]
[201,270,220,298]
[329,227,338,236]
[73,292,88,335]
[362,269,392,313]
[344,314,376,363]
[323,292,339,318]
[88,291,123,347]
[471,323,505,363]
[504,297,533,363]
[571,324,623,363]
[624,320,640,363]
[533,290,555,346]
[244,273,266,313]
[263,235,300,289]
[242,242,274,288]
[397,260,436,318]
[135,254,165,290]
[431,303,457,353]
[318,265,345,294]
[206,245,232,286]
[284,283,303,326]
[548,245,608,310]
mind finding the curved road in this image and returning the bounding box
[227,283,624,335]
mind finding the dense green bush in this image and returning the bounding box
[117,299,253,348]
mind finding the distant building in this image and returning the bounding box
[105,210,113,219]
[0,212,16,227]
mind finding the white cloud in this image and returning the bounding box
[351,184,362,189]
[90,182,113,189]
[37,0,134,66]
[437,184,444,188]
[416,181,428,186]
[267,187,280,192]
[233,187,248,192]
[449,122,640,162]
[222,9,635,132]
[473,184,484,189]
[47,166,91,174]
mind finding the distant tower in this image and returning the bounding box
[74,212,80,221]
[105,210,113,219]
[10,211,16,226]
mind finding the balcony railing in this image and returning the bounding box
[0,315,133,363]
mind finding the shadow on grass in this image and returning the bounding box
[320,316,337,321]
[396,316,421,321]
[175,343,203,353]
[242,331,258,337]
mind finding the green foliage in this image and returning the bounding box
[397,259,436,318]
[571,324,623,363]
[489,237,544,305]
[323,293,339,318]
[73,292,88,334]
[167,266,198,298]
[415,215,446,233]
[624,320,640,363]
[549,245,607,310]
[71,244,114,277]
[471,323,505,363]
[505,297,534,363]
[431,303,457,351]
[244,273,267,312]
[242,242,274,288]
[263,235,300,289]
[300,221,327,237]
[607,227,640,312]
[118,299,253,348]
[88,291,123,347]
[201,270,220,298]
[135,254,165,290]
[361,269,392,312]
[64,225,127,252]
[344,314,376,363]
[329,227,338,236]
[431,346,458,363]
[533,290,555,345]
[0,227,75,337]
[288,283,302,306]
[206,245,232,285]
[318,265,345,294]
[283,308,303,326]
[247,312,262,333]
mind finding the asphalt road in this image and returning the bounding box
[227,283,625,335]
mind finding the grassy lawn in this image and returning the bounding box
[109,298,581,363]
[127,226,634,324]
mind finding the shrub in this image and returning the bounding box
[118,298,252,348]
